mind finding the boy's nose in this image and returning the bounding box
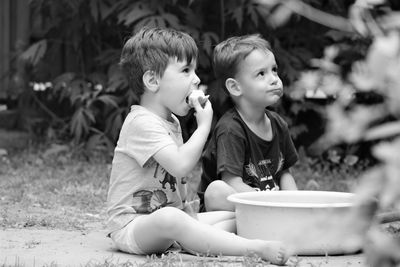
[193,74,201,86]
[270,74,280,85]
[272,77,283,89]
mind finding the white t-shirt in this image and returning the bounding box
[106,105,188,234]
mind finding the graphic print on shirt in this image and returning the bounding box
[245,152,285,191]
[130,161,186,213]
[257,159,277,190]
[131,189,170,213]
[154,163,177,191]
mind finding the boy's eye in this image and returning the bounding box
[182,67,190,73]
[258,71,265,77]
[272,66,278,73]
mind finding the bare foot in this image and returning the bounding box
[258,240,291,265]
[286,256,300,267]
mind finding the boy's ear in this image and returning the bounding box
[143,70,159,93]
[225,78,242,97]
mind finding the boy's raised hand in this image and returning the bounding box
[189,89,213,130]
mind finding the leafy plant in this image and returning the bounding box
[17,0,341,151]
[16,0,395,164]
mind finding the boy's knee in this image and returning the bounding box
[204,180,233,210]
[205,180,230,199]
[152,207,188,234]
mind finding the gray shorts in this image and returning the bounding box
[110,216,145,255]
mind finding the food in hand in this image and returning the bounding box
[186,90,209,108]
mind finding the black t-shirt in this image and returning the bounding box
[200,108,298,198]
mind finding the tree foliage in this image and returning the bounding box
[20,0,342,152]
[18,0,400,162]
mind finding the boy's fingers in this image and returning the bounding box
[199,95,210,108]
[191,97,202,110]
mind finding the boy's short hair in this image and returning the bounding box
[120,27,198,99]
[213,34,272,91]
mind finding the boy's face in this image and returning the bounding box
[234,49,283,108]
[157,58,200,117]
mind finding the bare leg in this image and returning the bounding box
[204,180,236,211]
[212,219,236,232]
[134,207,290,265]
[198,210,236,232]
[197,210,235,225]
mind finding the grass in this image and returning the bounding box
[0,144,110,231]
[0,144,366,231]
[293,156,366,193]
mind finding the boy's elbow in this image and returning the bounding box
[169,152,198,177]
[168,163,192,178]
[155,148,194,177]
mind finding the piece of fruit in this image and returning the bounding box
[186,90,209,108]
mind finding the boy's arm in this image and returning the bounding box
[221,171,258,192]
[153,98,212,178]
[280,169,298,190]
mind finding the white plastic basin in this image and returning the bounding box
[227,191,362,255]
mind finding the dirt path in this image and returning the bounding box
[1,228,145,266]
[1,227,366,267]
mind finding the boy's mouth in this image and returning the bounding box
[269,88,283,96]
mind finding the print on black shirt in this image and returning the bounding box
[245,151,284,191]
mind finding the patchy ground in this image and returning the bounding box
[0,226,134,266]
[1,226,366,267]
